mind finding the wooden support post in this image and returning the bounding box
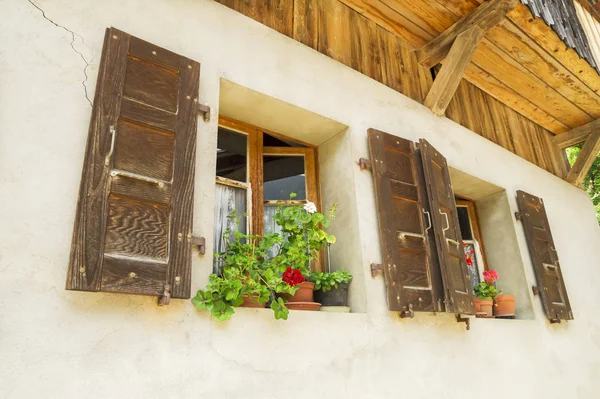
[565,128,600,186]
[416,0,517,68]
[424,26,485,116]
[554,119,600,149]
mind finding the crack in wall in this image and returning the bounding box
[27,0,93,107]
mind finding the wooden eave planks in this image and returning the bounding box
[338,0,600,134]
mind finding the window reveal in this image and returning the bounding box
[213,117,322,271]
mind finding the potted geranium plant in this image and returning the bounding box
[473,270,500,318]
[191,216,296,321]
[311,270,352,312]
[272,194,338,311]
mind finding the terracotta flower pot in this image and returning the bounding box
[239,294,267,308]
[280,282,315,303]
[494,294,516,316]
[474,297,494,318]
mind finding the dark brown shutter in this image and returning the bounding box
[368,129,444,313]
[516,190,573,321]
[419,139,475,315]
[67,27,199,299]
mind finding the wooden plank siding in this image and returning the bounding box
[213,0,569,177]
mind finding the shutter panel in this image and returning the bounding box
[516,190,573,321]
[67,27,199,299]
[368,129,444,313]
[419,139,475,315]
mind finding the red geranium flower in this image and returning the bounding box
[282,268,306,286]
[483,270,499,283]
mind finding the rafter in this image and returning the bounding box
[416,0,518,69]
[424,26,486,115]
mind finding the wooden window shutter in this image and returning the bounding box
[66,27,200,299]
[419,139,475,315]
[367,129,444,313]
[516,190,573,322]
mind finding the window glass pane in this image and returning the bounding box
[464,243,481,292]
[263,205,285,260]
[216,128,247,182]
[213,184,246,273]
[263,133,307,148]
[263,155,306,200]
[457,206,473,240]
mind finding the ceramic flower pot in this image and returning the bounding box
[474,297,494,318]
[494,294,516,316]
[314,283,349,307]
[239,294,267,308]
[280,282,315,303]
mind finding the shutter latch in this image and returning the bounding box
[400,304,414,318]
[158,284,171,306]
[357,158,372,171]
[370,263,383,278]
[514,211,522,221]
[456,314,471,331]
[192,236,206,255]
[197,104,211,122]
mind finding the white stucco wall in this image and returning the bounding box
[2,0,600,398]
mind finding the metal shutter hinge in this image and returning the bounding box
[358,158,372,171]
[456,314,471,331]
[191,236,206,255]
[197,104,210,122]
[400,303,414,319]
[158,284,171,306]
[514,211,522,221]
[370,263,383,278]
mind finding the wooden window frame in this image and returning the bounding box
[217,116,324,270]
[456,199,488,274]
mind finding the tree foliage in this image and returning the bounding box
[566,145,600,224]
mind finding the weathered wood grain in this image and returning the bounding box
[68,28,199,299]
[113,121,174,181]
[104,194,169,259]
[554,119,600,148]
[101,255,167,295]
[416,0,517,68]
[293,0,318,48]
[420,139,475,315]
[123,57,179,113]
[368,129,444,313]
[168,55,200,299]
[565,128,600,186]
[424,26,485,115]
[516,190,573,321]
[67,28,130,292]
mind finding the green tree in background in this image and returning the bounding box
[566,145,600,224]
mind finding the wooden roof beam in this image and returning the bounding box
[554,119,600,149]
[425,26,486,116]
[565,127,600,186]
[416,0,518,69]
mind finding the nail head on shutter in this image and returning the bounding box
[175,276,181,284]
[152,51,157,55]
[112,35,118,40]
[187,65,192,69]
[79,267,85,273]
[129,272,136,278]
